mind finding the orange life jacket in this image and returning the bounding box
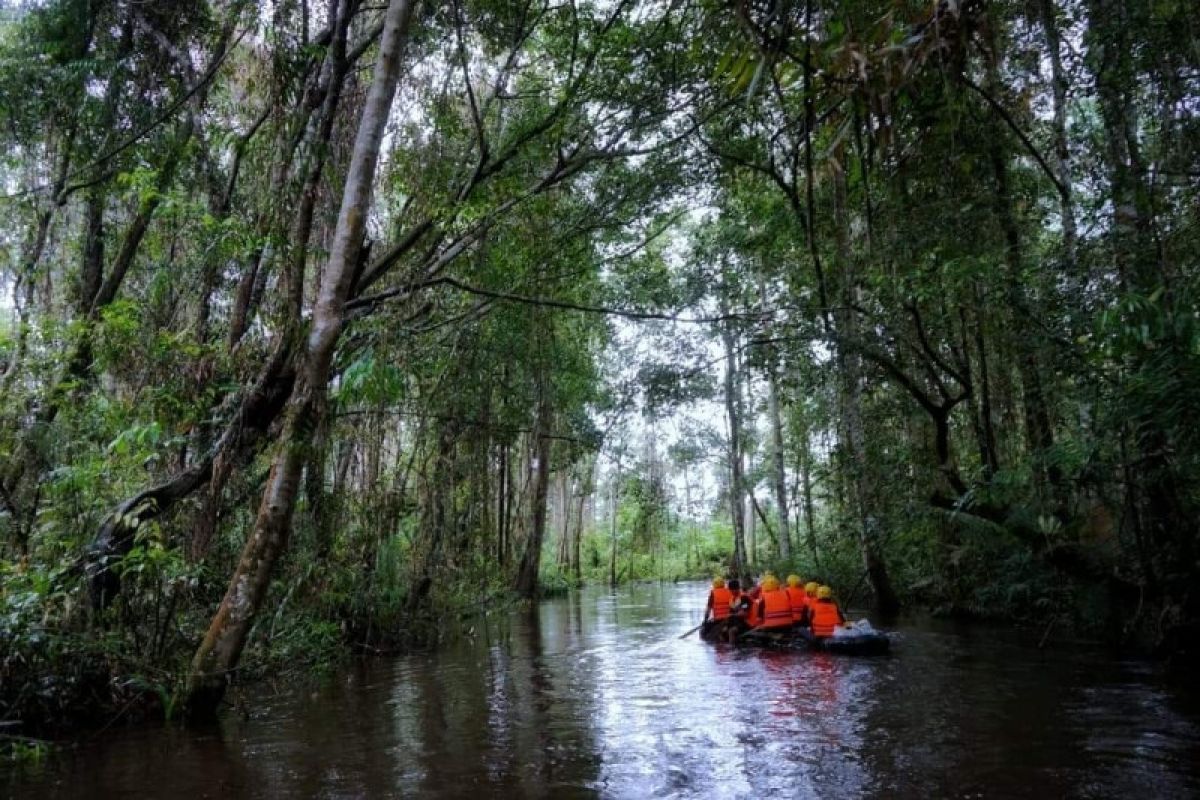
[729,590,746,616]
[761,589,794,629]
[811,599,842,637]
[746,596,762,627]
[709,587,733,620]
[785,586,808,622]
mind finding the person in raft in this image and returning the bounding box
[746,575,766,628]
[804,580,820,613]
[722,578,752,641]
[784,574,810,627]
[754,575,795,634]
[703,577,734,628]
[746,572,770,603]
[743,571,776,627]
[809,585,846,639]
[727,578,751,615]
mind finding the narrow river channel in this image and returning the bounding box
[6,582,1199,798]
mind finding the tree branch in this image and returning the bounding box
[959,75,1070,202]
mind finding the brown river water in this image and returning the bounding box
[5,581,1200,799]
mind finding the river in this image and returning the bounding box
[5,582,1199,798]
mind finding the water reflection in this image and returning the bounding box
[4,583,1199,799]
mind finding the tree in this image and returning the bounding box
[184,0,418,716]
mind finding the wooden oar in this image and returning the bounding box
[678,622,706,639]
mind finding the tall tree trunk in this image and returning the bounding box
[572,465,588,583]
[836,344,898,613]
[79,190,105,314]
[228,239,268,350]
[971,287,1000,478]
[742,363,755,567]
[73,15,133,315]
[1038,0,1078,272]
[766,358,791,561]
[608,459,620,587]
[832,169,899,614]
[797,426,819,567]
[989,141,1058,492]
[721,317,747,579]
[515,391,553,598]
[497,442,508,566]
[745,471,756,568]
[556,471,570,568]
[739,353,754,570]
[682,462,694,572]
[184,0,417,717]
[1085,0,1160,287]
[974,22,1059,502]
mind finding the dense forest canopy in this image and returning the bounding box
[1,0,1197,726]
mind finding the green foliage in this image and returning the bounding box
[336,351,406,407]
[3,737,51,764]
[1,0,1198,736]
[1,560,115,731]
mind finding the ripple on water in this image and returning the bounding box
[4,584,1200,799]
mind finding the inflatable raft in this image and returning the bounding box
[813,629,891,656]
[700,619,891,655]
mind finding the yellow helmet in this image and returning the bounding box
[817,585,833,600]
[787,574,803,587]
[762,576,781,591]
[805,581,819,595]
[712,576,725,589]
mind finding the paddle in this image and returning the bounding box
[735,624,765,640]
[678,622,706,639]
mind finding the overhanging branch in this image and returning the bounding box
[959,75,1070,202]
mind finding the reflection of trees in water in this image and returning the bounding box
[9,589,1200,798]
[506,595,603,793]
[738,649,870,797]
[592,583,767,796]
[848,628,1182,799]
[280,664,410,795]
[123,664,411,797]
[19,721,258,799]
[382,593,602,795]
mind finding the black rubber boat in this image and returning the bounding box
[813,631,891,656]
[700,620,891,655]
